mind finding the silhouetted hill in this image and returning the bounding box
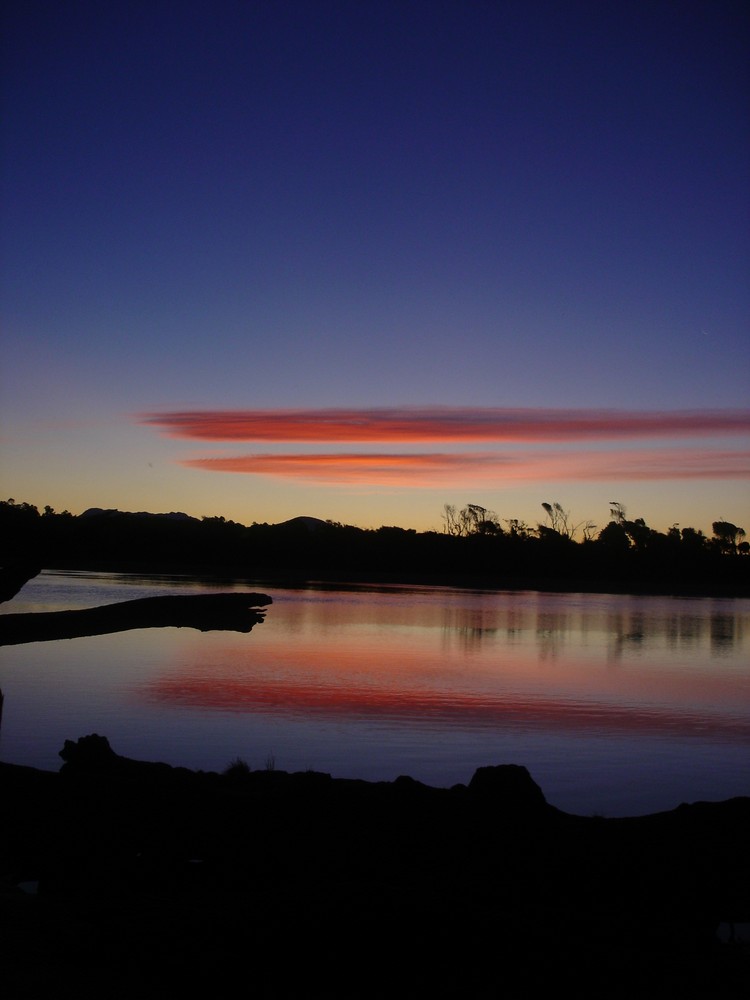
[80,507,198,521]
[275,515,330,531]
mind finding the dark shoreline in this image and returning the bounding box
[2,736,748,997]
[4,500,748,602]
[37,562,750,599]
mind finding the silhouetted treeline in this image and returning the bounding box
[1,499,747,596]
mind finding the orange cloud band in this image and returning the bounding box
[142,407,750,443]
[183,449,750,485]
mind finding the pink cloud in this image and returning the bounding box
[141,406,750,444]
[182,449,750,486]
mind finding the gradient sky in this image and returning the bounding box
[2,0,748,534]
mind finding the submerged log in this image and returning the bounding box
[0,592,272,645]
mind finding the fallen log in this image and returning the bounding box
[0,592,272,645]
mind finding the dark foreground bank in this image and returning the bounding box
[1,736,749,998]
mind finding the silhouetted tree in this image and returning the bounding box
[443,503,500,536]
[442,504,461,536]
[542,502,566,536]
[466,503,501,535]
[581,521,597,542]
[712,520,746,555]
[680,526,706,551]
[505,518,532,539]
[623,516,653,551]
[597,520,630,553]
[609,501,626,524]
[540,501,588,540]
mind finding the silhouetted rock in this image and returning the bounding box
[467,763,548,810]
[59,733,117,767]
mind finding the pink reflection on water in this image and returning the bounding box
[147,673,750,741]
[142,588,750,743]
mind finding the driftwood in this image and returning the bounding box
[0,592,272,646]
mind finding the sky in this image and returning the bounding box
[1,0,748,535]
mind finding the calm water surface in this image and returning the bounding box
[1,570,748,816]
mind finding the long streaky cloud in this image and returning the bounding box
[183,449,750,486]
[142,406,750,444]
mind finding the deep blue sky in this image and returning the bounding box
[1,1,748,530]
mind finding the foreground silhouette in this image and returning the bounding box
[0,592,272,645]
[1,735,747,998]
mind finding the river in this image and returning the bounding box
[1,570,748,816]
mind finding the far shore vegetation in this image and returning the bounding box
[1,498,747,597]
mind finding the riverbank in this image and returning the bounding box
[3,500,748,601]
[1,736,748,997]
[28,561,750,599]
